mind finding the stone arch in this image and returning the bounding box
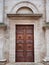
[16,7,33,14]
[10,1,39,14]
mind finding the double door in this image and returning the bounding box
[16,25,34,62]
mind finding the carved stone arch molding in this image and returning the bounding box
[10,1,39,14]
[16,7,33,14]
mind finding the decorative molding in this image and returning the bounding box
[16,7,33,14]
[10,1,39,13]
[0,59,7,65]
[7,14,42,20]
[0,23,7,30]
[43,23,49,30]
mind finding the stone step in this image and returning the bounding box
[6,62,44,65]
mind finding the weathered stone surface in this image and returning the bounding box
[6,0,46,62]
[46,0,49,22]
[6,62,44,65]
[0,0,49,63]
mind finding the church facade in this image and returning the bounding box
[0,0,49,64]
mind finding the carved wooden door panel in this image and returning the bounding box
[16,25,34,62]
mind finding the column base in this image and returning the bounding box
[0,59,7,65]
[43,57,49,65]
[43,57,49,61]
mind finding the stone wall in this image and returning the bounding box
[4,0,46,62]
[0,0,49,63]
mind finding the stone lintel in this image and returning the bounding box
[7,14,42,20]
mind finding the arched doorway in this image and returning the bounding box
[7,1,43,62]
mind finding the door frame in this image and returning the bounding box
[15,24,34,62]
[7,13,42,62]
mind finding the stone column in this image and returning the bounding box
[42,28,49,65]
[43,28,49,62]
[0,39,4,60]
[0,28,7,65]
[43,0,49,62]
[45,29,49,61]
[0,0,7,64]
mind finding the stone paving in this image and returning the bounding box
[6,62,44,65]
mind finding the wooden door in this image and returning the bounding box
[16,25,34,62]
